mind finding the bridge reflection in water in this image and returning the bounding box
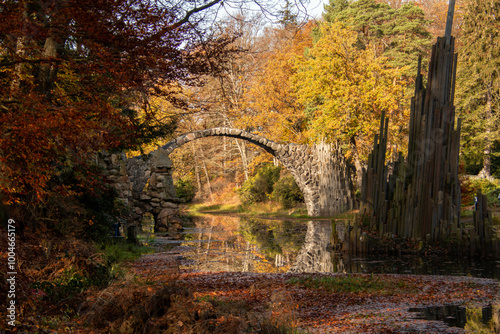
[146,214,500,280]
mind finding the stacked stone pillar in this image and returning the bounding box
[360,36,462,247]
[99,152,133,205]
[99,149,182,235]
[126,149,181,233]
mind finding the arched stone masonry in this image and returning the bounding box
[100,150,181,234]
[161,128,355,217]
[289,221,334,273]
[102,127,356,233]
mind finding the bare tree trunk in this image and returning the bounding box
[194,141,214,202]
[205,219,213,263]
[201,159,214,202]
[194,165,202,192]
[479,82,493,178]
[223,135,227,175]
[234,139,249,181]
[350,137,364,189]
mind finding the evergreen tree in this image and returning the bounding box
[456,0,500,177]
[323,0,432,81]
[327,0,395,55]
[385,3,433,78]
[278,0,298,28]
[323,0,349,22]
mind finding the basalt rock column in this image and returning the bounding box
[360,36,461,244]
[275,142,355,217]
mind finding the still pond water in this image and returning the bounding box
[146,214,500,280]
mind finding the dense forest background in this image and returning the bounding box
[164,0,500,207]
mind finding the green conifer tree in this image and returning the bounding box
[456,0,500,177]
[323,0,432,81]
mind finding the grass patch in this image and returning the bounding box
[101,242,155,264]
[187,201,358,221]
[462,209,474,217]
[30,242,155,306]
[286,274,417,295]
[331,210,358,220]
[196,295,249,315]
[187,202,242,215]
[137,233,156,246]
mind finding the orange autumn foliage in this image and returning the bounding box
[0,0,236,204]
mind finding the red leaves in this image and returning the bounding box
[0,0,237,205]
[135,248,490,333]
[172,269,499,333]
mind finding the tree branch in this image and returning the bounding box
[0,58,62,68]
[171,0,224,29]
[145,0,223,44]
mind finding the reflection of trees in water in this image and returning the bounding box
[465,304,500,333]
[239,218,306,262]
[180,215,247,272]
[177,215,306,273]
[410,304,500,332]
[172,215,500,277]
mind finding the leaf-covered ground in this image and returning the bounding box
[129,251,500,333]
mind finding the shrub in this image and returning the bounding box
[271,174,304,209]
[461,177,500,207]
[239,163,281,205]
[175,174,196,202]
[102,242,154,264]
[31,164,127,243]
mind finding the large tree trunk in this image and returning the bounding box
[10,3,29,97]
[39,0,69,100]
[40,36,59,99]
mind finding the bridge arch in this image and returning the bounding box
[160,128,355,217]
[161,127,282,155]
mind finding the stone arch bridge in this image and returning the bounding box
[102,128,355,229]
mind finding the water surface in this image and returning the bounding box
[147,214,500,280]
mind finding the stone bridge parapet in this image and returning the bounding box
[161,127,281,155]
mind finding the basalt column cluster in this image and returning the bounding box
[360,36,463,246]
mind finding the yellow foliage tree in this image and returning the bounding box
[242,23,315,144]
[292,22,407,184]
